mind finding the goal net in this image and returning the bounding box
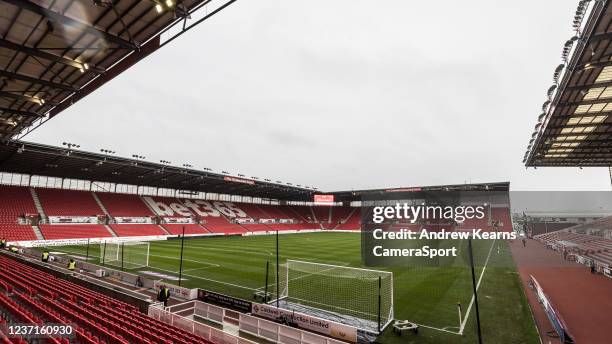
[274,260,393,333]
[100,241,150,269]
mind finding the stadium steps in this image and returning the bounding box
[198,224,212,233]
[157,224,171,235]
[309,206,324,230]
[91,192,111,217]
[334,207,358,230]
[255,204,273,218]
[285,206,310,222]
[31,225,45,241]
[140,195,161,215]
[103,224,118,237]
[29,188,46,219]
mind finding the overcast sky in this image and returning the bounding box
[25,0,612,192]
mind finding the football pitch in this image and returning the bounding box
[50,232,539,344]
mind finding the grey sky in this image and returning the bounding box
[26,0,612,192]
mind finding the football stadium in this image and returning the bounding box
[0,1,610,344]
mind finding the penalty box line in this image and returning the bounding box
[409,238,497,337]
[458,238,496,335]
[144,266,257,291]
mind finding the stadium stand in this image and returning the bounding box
[286,206,314,223]
[161,224,209,235]
[39,225,112,240]
[0,186,38,241]
[0,255,212,344]
[527,222,579,236]
[95,193,154,217]
[311,206,330,226]
[336,208,361,230]
[534,217,612,267]
[327,207,353,229]
[0,185,525,239]
[235,203,269,219]
[256,204,294,220]
[109,224,166,237]
[37,188,103,217]
[200,217,247,234]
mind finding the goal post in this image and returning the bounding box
[274,260,394,333]
[100,241,150,269]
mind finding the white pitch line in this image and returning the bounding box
[144,266,256,291]
[255,261,349,291]
[459,238,496,334]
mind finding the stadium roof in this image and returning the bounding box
[0,140,315,201]
[330,182,510,203]
[524,0,612,167]
[0,0,236,142]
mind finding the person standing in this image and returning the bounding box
[41,250,50,263]
[157,285,171,307]
[67,259,76,271]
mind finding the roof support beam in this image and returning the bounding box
[545,123,611,130]
[0,107,43,117]
[2,0,138,50]
[565,80,612,91]
[0,92,56,106]
[0,70,76,92]
[558,98,612,107]
[0,38,103,73]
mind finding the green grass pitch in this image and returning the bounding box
[49,232,539,344]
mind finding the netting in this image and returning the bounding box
[100,241,150,269]
[273,260,393,332]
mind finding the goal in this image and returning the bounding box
[274,260,393,333]
[100,241,150,269]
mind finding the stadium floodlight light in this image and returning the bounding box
[264,178,271,182]
[132,154,146,160]
[160,160,171,165]
[155,4,163,13]
[237,173,245,177]
[166,0,174,7]
[276,180,282,183]
[100,148,116,155]
[62,142,80,150]
[221,171,229,174]
[547,85,557,100]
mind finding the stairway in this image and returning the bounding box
[336,207,358,230]
[92,192,111,217]
[31,225,45,240]
[29,188,46,219]
[310,206,324,230]
[104,224,118,237]
[158,224,171,235]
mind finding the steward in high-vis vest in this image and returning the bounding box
[157,285,171,307]
[41,250,50,263]
[67,259,76,271]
